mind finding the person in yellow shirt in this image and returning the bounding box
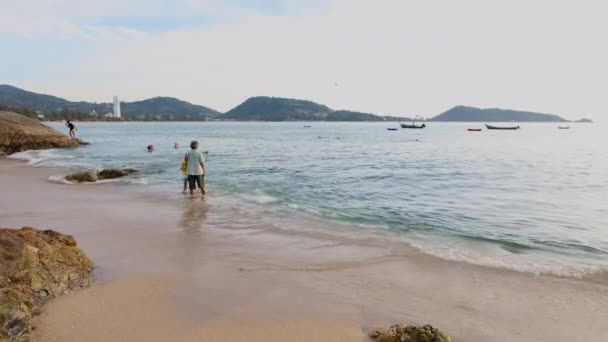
[181,158,188,192]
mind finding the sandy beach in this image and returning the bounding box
[1,158,607,342]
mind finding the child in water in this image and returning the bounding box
[181,158,188,192]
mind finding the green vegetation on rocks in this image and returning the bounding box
[0,227,93,342]
[369,324,451,342]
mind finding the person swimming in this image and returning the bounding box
[174,143,179,149]
[147,144,155,152]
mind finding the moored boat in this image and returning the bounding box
[485,124,520,130]
[400,122,426,129]
[387,128,398,131]
[468,128,482,132]
[558,126,570,129]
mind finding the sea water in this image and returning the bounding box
[10,121,608,280]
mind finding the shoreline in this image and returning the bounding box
[2,157,608,341]
[9,148,608,285]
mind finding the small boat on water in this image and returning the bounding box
[303,125,312,128]
[468,128,482,132]
[485,124,520,130]
[387,128,398,131]
[558,126,570,129]
[400,122,426,129]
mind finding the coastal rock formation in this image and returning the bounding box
[98,168,137,179]
[65,171,99,183]
[369,324,451,342]
[65,168,138,183]
[0,111,83,155]
[0,227,93,342]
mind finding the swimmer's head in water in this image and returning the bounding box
[147,144,154,152]
[190,140,199,149]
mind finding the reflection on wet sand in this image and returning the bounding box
[179,197,208,230]
[177,197,209,276]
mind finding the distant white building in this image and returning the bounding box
[113,96,121,118]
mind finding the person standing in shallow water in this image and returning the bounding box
[65,120,76,138]
[180,157,188,193]
[184,140,206,197]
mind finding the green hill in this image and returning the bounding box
[221,97,404,121]
[121,97,219,120]
[221,97,332,121]
[325,110,384,122]
[0,84,94,113]
[431,106,572,122]
[0,85,220,120]
[0,85,409,122]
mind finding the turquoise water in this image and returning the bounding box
[12,121,608,278]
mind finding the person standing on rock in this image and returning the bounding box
[65,120,76,139]
[184,140,206,197]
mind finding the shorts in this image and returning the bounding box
[187,175,204,190]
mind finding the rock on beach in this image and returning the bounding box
[0,112,84,156]
[0,227,93,342]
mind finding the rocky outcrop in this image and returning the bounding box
[65,171,100,183]
[0,227,93,342]
[0,112,83,156]
[65,168,138,183]
[98,168,138,179]
[369,324,451,342]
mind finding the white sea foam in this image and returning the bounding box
[7,149,98,170]
[48,174,75,184]
[125,177,149,185]
[8,149,58,165]
[48,174,135,185]
[406,237,607,281]
[239,191,280,204]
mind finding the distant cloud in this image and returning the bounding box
[0,0,286,38]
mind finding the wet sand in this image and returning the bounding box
[30,275,363,342]
[1,158,607,342]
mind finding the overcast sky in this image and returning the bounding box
[1,0,606,120]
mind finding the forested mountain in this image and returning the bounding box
[431,106,571,122]
[220,97,332,121]
[2,85,590,123]
[0,85,220,120]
